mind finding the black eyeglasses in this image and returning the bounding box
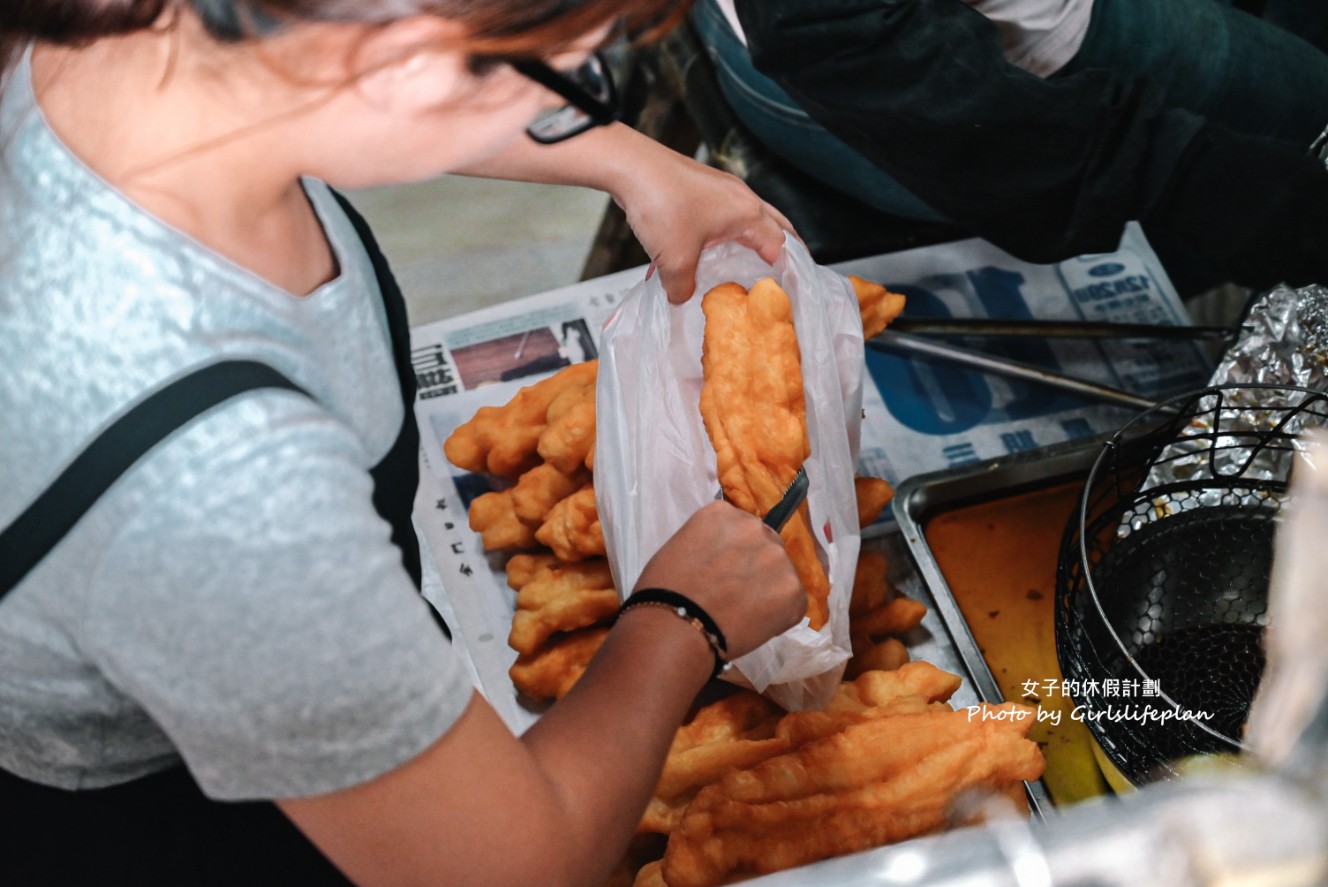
[508,52,620,144]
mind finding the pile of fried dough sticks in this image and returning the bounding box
[444,276,1044,887]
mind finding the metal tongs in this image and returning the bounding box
[888,317,1234,341]
[867,318,1236,413]
[763,466,809,532]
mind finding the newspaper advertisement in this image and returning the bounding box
[409,223,1212,731]
[835,223,1211,524]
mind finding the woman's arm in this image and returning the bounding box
[278,501,807,887]
[459,122,796,303]
[280,612,708,887]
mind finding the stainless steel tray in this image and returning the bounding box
[892,437,1110,817]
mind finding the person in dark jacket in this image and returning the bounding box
[693,0,1328,295]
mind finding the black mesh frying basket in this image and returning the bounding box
[1055,384,1328,786]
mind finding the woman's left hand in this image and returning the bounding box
[612,149,798,303]
[456,122,798,303]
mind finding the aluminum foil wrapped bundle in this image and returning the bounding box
[1143,284,1328,495]
[1211,283,1328,390]
[1153,133,1328,483]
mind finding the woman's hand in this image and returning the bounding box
[634,500,806,658]
[614,154,797,303]
[455,122,798,302]
[279,501,803,887]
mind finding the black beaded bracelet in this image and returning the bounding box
[618,588,730,679]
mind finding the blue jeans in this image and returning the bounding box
[692,0,1328,223]
[1057,0,1328,143]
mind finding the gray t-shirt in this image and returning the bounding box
[0,54,472,800]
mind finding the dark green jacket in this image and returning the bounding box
[738,0,1328,289]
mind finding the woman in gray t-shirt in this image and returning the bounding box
[0,1,807,884]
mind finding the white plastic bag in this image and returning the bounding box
[595,236,864,711]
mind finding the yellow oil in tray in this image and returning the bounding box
[924,482,1118,805]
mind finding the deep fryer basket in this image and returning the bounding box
[1055,384,1328,785]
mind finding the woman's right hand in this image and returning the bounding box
[632,500,806,659]
[281,500,805,887]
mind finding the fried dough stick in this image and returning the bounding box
[535,483,605,561]
[505,552,563,590]
[669,692,785,755]
[639,692,785,835]
[444,360,597,477]
[854,475,895,529]
[848,549,893,617]
[631,860,668,887]
[510,463,591,529]
[508,558,619,655]
[713,706,1033,804]
[850,275,907,340]
[641,663,963,835]
[508,625,610,703]
[642,703,951,838]
[468,489,538,551]
[662,704,1043,887]
[699,279,830,628]
[855,594,928,639]
[848,550,928,640]
[539,373,598,474]
[826,660,961,711]
[847,636,911,677]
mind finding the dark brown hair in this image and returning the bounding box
[2,0,685,78]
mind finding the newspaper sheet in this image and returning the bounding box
[409,223,1211,733]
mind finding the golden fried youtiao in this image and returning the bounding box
[699,279,830,629]
[643,667,962,837]
[854,475,895,529]
[850,275,907,340]
[849,549,928,639]
[646,701,883,837]
[855,594,928,639]
[508,558,619,656]
[443,360,598,477]
[631,860,668,887]
[700,280,807,517]
[538,370,598,475]
[641,692,786,833]
[849,549,892,618]
[510,463,591,529]
[670,692,784,756]
[661,704,1043,887]
[508,625,609,703]
[645,735,790,835]
[845,636,911,678]
[504,552,563,591]
[826,661,962,712]
[535,483,605,562]
[467,489,538,551]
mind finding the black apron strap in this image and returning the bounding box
[332,191,424,590]
[0,765,353,886]
[1,194,447,884]
[1,193,448,640]
[0,363,353,885]
[333,191,455,641]
[0,361,307,597]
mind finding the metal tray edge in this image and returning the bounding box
[892,437,1110,818]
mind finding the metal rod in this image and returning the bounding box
[867,329,1164,413]
[513,329,531,360]
[889,317,1233,341]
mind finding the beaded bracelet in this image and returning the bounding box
[617,588,730,680]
